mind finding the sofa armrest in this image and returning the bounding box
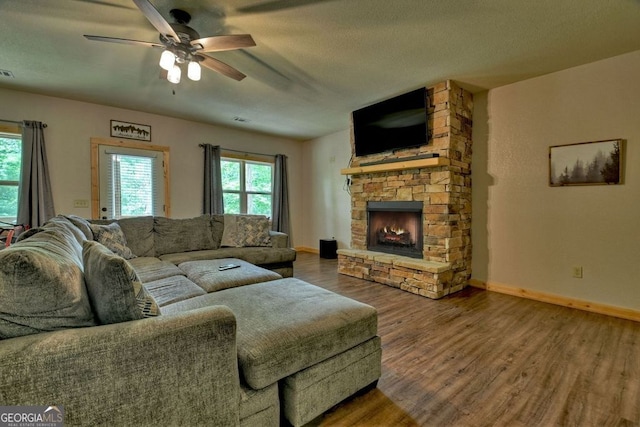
[0,306,240,426]
[269,230,289,248]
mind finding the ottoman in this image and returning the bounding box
[162,277,382,426]
[178,258,282,293]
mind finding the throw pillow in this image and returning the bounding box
[220,214,241,247]
[90,222,136,259]
[82,240,159,325]
[237,215,272,247]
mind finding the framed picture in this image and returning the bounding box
[549,139,623,186]
[110,120,151,141]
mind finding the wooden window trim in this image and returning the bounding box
[90,137,170,219]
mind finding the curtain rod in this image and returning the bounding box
[0,119,48,128]
[199,144,275,158]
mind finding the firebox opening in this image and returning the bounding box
[366,201,423,259]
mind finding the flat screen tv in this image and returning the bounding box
[352,87,428,157]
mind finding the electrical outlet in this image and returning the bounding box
[73,199,89,208]
[572,266,583,279]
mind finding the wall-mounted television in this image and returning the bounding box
[352,87,428,157]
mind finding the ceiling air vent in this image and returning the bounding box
[0,69,15,78]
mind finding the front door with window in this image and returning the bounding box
[91,138,170,220]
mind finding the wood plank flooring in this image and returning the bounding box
[292,253,640,427]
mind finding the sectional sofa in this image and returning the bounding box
[0,214,382,426]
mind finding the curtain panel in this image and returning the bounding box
[272,154,291,244]
[203,144,224,215]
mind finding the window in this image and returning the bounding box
[91,138,170,219]
[221,157,273,216]
[103,152,158,218]
[0,127,21,224]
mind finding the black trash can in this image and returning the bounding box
[319,238,337,259]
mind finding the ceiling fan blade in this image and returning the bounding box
[72,0,136,9]
[199,55,246,81]
[84,35,163,48]
[236,0,334,14]
[132,0,180,43]
[191,35,256,52]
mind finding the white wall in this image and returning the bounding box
[299,129,352,251]
[472,49,640,311]
[0,88,303,241]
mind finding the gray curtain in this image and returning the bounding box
[272,154,291,244]
[17,121,55,228]
[203,144,224,214]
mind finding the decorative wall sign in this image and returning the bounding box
[549,139,623,186]
[110,120,151,141]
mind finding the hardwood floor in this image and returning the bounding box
[292,252,640,427]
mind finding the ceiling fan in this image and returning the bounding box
[84,0,255,83]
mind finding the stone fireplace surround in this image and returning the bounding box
[338,80,473,299]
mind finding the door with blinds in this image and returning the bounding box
[97,145,165,219]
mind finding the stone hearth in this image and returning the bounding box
[338,80,473,299]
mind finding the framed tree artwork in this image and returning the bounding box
[110,120,151,142]
[549,139,623,186]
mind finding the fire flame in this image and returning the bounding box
[382,226,406,235]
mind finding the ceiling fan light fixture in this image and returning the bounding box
[85,6,255,84]
[167,64,181,84]
[159,50,176,71]
[188,61,201,81]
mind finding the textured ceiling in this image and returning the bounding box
[1,0,639,140]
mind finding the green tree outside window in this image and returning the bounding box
[0,135,22,222]
[221,158,272,216]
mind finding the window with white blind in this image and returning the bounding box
[103,152,158,218]
[91,138,170,220]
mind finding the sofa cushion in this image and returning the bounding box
[281,336,382,426]
[143,275,207,307]
[162,278,378,389]
[269,231,289,249]
[91,216,155,257]
[240,382,279,426]
[62,214,94,240]
[220,214,241,247]
[44,215,88,246]
[158,247,296,266]
[178,258,281,292]
[0,228,97,339]
[211,214,224,248]
[154,216,217,256]
[128,257,185,283]
[90,222,136,260]
[82,240,159,324]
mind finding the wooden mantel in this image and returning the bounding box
[340,157,449,175]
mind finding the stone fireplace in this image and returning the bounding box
[367,201,423,259]
[338,80,473,299]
